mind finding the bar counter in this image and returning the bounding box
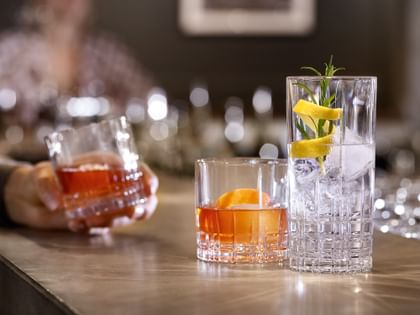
[1,174,420,315]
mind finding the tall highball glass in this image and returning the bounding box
[287,76,377,273]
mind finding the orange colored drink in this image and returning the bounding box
[56,163,146,225]
[196,205,288,263]
[197,206,287,244]
[195,158,288,263]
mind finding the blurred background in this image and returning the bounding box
[0,0,419,237]
[0,0,420,217]
[0,0,414,173]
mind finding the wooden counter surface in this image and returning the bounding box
[1,174,420,315]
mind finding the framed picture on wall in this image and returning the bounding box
[179,0,316,36]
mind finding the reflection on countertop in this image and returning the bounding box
[1,173,420,315]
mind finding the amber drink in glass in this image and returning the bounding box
[45,117,148,232]
[195,158,288,263]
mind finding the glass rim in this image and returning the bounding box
[286,75,377,81]
[45,116,128,140]
[195,157,287,166]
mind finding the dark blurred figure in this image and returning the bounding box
[0,0,153,160]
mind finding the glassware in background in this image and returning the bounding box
[252,86,273,122]
[287,76,377,273]
[252,86,280,156]
[195,158,288,264]
[0,81,124,163]
[45,116,148,233]
[191,83,233,159]
[129,87,200,174]
[373,122,420,240]
[374,175,420,239]
[121,80,286,174]
[223,96,264,157]
[0,86,19,155]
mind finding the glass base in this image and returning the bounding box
[67,204,146,233]
[289,256,372,273]
[197,238,287,264]
[288,158,375,274]
[88,227,111,235]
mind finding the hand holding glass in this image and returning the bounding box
[45,117,155,232]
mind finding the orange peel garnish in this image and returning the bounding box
[215,188,270,209]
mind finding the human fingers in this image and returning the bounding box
[5,165,38,225]
[140,163,159,196]
[28,205,68,230]
[33,161,62,211]
[139,195,158,220]
[8,198,67,230]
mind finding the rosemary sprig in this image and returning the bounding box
[294,55,344,170]
[302,55,345,108]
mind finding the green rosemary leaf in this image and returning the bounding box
[328,120,334,134]
[332,67,345,75]
[301,66,322,76]
[295,82,318,104]
[323,93,336,107]
[318,119,325,138]
[320,78,330,105]
[296,119,310,140]
[325,55,334,76]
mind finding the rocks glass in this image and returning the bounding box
[45,117,148,233]
[195,158,288,264]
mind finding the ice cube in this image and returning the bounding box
[291,159,320,185]
[290,184,316,217]
[326,128,374,181]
